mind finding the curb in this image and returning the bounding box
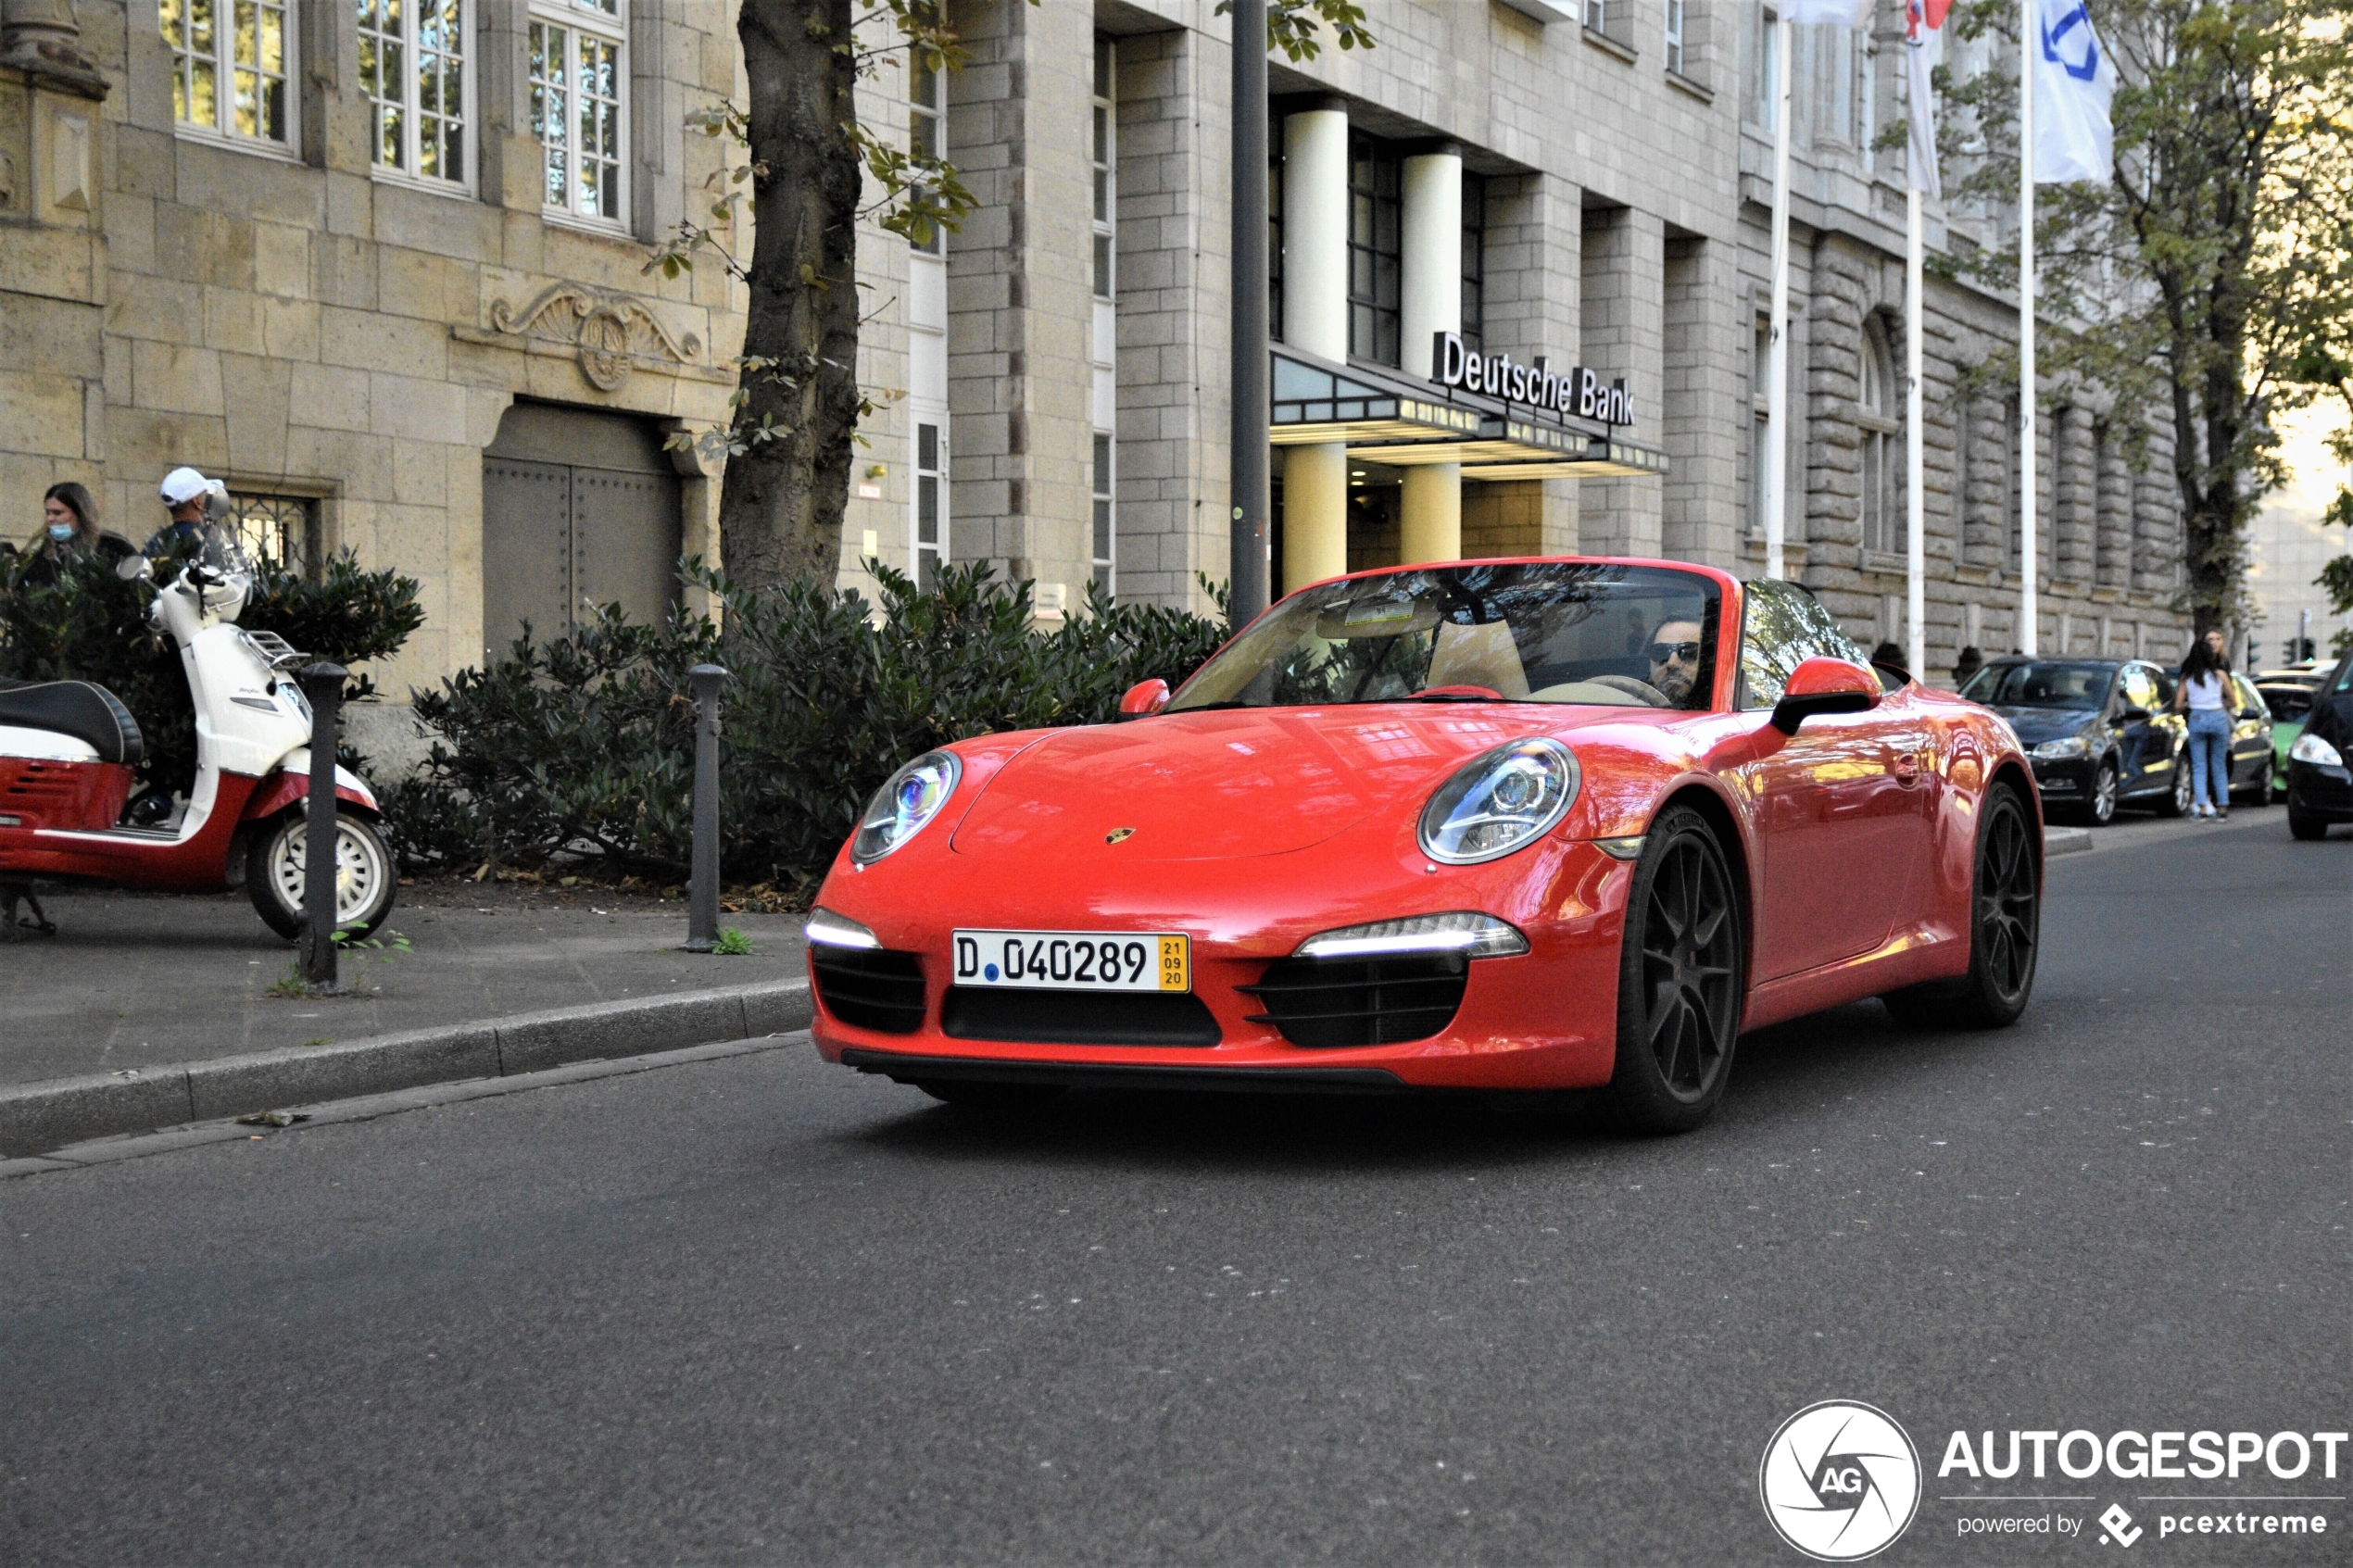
[2045,826,2095,858]
[0,978,811,1160]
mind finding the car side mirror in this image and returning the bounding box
[2116,705,2151,723]
[1118,678,1171,719]
[1770,657,1880,735]
[115,552,153,583]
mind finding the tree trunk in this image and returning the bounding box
[720,0,864,588]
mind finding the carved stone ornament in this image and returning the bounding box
[487,284,705,393]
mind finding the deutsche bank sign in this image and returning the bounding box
[1432,331,1633,427]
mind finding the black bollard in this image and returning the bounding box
[685,664,728,953]
[297,662,349,987]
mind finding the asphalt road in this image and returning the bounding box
[4,815,2346,1566]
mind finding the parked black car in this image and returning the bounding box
[2287,651,2353,841]
[1960,658,2200,823]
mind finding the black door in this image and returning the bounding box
[2110,663,2166,797]
[482,403,683,656]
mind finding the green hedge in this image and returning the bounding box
[0,548,424,795]
[382,562,1233,888]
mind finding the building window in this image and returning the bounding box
[2004,397,2022,573]
[529,1,626,225]
[1091,41,1114,300]
[1859,320,1900,557]
[1585,0,1610,32]
[913,420,945,591]
[1750,315,1772,539]
[1269,144,1285,343]
[1090,38,1116,598]
[1461,174,1486,355]
[910,48,943,256]
[359,0,469,185]
[1347,134,1402,367]
[1665,0,1686,74]
[162,0,295,149]
[1748,6,1778,131]
[226,492,320,579]
[1092,433,1114,597]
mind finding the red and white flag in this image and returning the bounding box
[1905,0,1950,197]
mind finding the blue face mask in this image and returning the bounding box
[48,522,75,543]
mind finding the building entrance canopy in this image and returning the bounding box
[1266,346,1667,480]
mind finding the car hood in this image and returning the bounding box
[1993,706,2098,746]
[950,705,1582,862]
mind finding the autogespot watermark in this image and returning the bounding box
[1764,1408,2347,1555]
[1759,1400,1924,1561]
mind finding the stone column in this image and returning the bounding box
[2056,401,2095,585]
[0,0,101,85]
[1398,145,1461,565]
[1281,101,1348,592]
[2096,423,2132,593]
[1579,203,1664,558]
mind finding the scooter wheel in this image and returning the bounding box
[246,808,397,942]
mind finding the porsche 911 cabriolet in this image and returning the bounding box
[806,558,2041,1132]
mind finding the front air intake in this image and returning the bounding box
[1239,954,1469,1048]
[811,947,927,1034]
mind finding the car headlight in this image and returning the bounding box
[805,908,881,949]
[2290,731,2344,767]
[851,749,962,865]
[2032,735,2089,760]
[1417,738,1580,865]
[1293,911,1529,960]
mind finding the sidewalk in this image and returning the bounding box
[1,879,810,1090]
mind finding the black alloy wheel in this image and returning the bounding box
[2086,759,2119,825]
[2240,761,2273,809]
[1884,784,2039,1029]
[1608,805,1744,1134]
[2157,755,2193,818]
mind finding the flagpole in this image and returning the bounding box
[2017,0,2037,656]
[1906,184,1926,680]
[1765,13,1794,582]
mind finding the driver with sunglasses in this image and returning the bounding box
[1646,618,1705,706]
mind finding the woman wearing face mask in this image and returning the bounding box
[19,483,131,588]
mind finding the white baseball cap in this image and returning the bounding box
[159,466,212,505]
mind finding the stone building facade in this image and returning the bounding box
[0,0,747,722]
[0,0,2193,729]
[838,0,2194,677]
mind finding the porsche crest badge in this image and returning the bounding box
[1104,827,1137,845]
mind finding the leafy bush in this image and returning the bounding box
[384,562,1233,887]
[0,548,424,794]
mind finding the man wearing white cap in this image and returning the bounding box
[145,465,220,557]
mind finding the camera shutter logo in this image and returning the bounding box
[1759,1400,1923,1561]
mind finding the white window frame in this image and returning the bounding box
[161,0,299,156]
[1665,0,1686,76]
[528,0,630,232]
[912,418,948,591]
[1090,38,1116,597]
[360,0,473,193]
[909,48,944,257]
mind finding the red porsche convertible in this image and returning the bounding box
[807,558,2040,1131]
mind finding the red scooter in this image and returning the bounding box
[0,534,396,940]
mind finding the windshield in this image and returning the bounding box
[1167,563,1723,713]
[1961,660,2114,709]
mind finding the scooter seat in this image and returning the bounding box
[0,676,144,767]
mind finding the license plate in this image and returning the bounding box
[951,929,1190,993]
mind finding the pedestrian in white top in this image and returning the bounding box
[2174,629,2233,820]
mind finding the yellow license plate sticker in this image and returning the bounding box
[1157,935,1189,993]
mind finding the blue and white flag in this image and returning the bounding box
[2031,0,2116,182]
[1780,0,1873,28]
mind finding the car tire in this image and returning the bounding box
[245,808,397,942]
[2288,803,2330,841]
[912,1079,1068,1110]
[1882,784,2039,1030]
[2084,759,2119,825]
[2156,757,2192,818]
[1604,805,1745,1135]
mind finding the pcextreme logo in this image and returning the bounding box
[1760,1400,1924,1562]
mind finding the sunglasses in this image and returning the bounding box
[1648,641,1702,664]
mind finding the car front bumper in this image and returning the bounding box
[808,837,1634,1093]
[2287,759,2353,822]
[2028,753,2095,798]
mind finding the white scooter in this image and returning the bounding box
[0,525,396,941]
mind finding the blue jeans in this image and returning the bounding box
[2186,709,2232,809]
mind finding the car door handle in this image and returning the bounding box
[1892,750,1922,784]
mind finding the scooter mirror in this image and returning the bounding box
[116,552,153,583]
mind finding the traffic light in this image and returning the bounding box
[2283,635,2317,662]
